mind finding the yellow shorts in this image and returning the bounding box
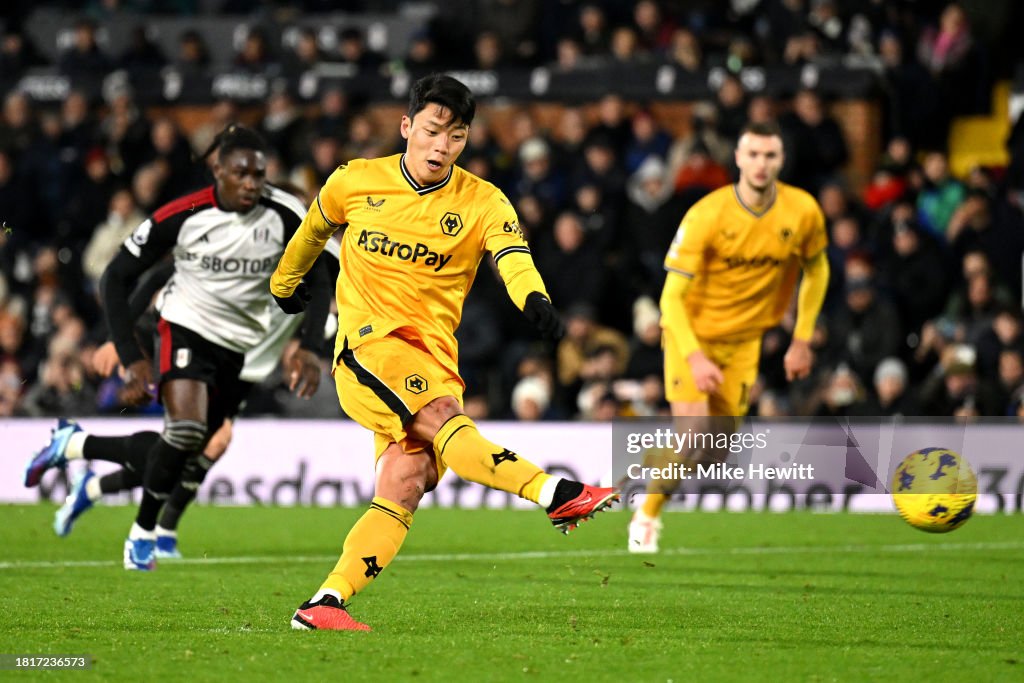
[663,330,760,417]
[334,334,464,477]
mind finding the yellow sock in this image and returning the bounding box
[320,496,413,600]
[640,492,668,518]
[433,415,549,503]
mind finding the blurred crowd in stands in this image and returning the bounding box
[2,0,1024,421]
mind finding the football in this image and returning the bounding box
[891,448,977,533]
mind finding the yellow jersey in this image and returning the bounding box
[663,182,827,342]
[271,154,547,377]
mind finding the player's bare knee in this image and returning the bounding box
[409,396,463,441]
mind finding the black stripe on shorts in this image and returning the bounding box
[340,347,414,427]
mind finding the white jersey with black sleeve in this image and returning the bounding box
[121,184,306,354]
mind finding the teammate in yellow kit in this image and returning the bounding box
[270,74,619,631]
[628,120,830,553]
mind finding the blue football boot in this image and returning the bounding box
[53,468,96,537]
[24,418,82,487]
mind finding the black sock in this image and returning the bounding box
[83,432,160,467]
[158,454,215,531]
[99,469,143,495]
[546,480,585,512]
[136,491,164,532]
[135,438,192,531]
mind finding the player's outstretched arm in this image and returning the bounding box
[282,253,331,398]
[785,250,829,381]
[101,250,166,405]
[270,204,333,311]
[661,271,722,393]
[272,167,348,306]
[483,191,564,339]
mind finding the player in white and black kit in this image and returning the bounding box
[32,232,340,556]
[26,125,331,570]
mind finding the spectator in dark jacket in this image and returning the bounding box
[882,217,950,338]
[828,255,903,386]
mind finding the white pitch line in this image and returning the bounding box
[0,541,1021,571]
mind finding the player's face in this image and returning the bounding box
[735,133,784,192]
[401,104,469,185]
[214,148,267,213]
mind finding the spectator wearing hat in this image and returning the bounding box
[512,136,567,215]
[852,357,919,416]
[510,375,553,421]
[919,343,1001,416]
[624,296,662,380]
[621,156,685,291]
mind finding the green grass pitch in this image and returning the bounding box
[1,504,1022,682]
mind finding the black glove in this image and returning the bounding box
[523,292,565,340]
[272,281,310,314]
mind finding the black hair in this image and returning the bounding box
[740,120,783,139]
[408,73,475,127]
[200,123,268,163]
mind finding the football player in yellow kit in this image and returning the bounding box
[271,74,619,631]
[628,121,830,553]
